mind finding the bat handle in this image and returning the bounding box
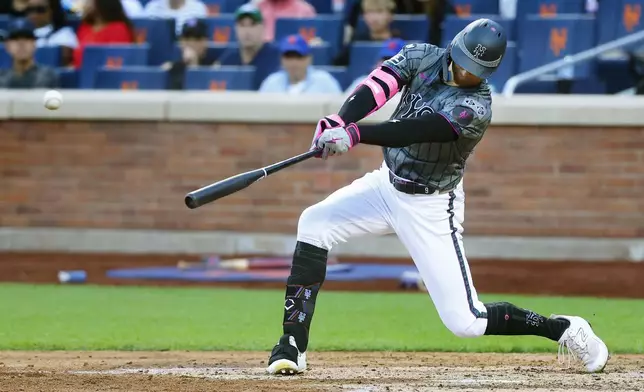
[264,149,320,175]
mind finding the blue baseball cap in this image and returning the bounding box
[7,18,36,40]
[379,38,405,59]
[280,34,310,56]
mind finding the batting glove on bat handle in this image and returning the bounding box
[311,114,345,157]
[315,123,361,160]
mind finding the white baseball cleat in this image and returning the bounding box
[553,315,609,373]
[266,335,307,375]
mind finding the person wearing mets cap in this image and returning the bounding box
[266,18,610,376]
[259,34,341,94]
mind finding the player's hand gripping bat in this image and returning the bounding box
[185,149,321,209]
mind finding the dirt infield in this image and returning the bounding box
[0,351,642,391]
[2,254,643,391]
[1,252,644,298]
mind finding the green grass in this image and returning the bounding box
[0,283,642,353]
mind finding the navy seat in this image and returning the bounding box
[347,42,386,80]
[518,14,596,79]
[35,46,61,67]
[94,66,169,90]
[202,15,237,43]
[184,66,255,90]
[57,68,79,89]
[80,44,150,89]
[131,18,175,65]
[451,0,500,15]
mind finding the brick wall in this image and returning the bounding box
[1,121,643,237]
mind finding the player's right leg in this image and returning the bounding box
[391,182,608,373]
[267,167,395,375]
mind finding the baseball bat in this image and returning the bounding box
[185,149,320,209]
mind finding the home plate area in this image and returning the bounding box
[2,352,643,392]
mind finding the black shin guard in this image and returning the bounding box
[282,241,328,352]
[484,302,571,341]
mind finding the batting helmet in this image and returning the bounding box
[448,18,507,79]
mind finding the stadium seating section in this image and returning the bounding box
[1,0,642,93]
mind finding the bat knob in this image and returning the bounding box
[185,194,200,209]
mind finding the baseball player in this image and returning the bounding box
[266,19,609,375]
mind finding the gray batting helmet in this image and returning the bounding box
[449,18,507,79]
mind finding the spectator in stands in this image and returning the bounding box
[344,37,404,94]
[257,0,316,42]
[333,0,400,66]
[163,18,215,90]
[0,18,59,88]
[342,0,452,46]
[216,4,280,90]
[259,34,342,94]
[73,0,134,68]
[0,0,29,18]
[359,0,398,41]
[26,0,79,67]
[144,0,208,36]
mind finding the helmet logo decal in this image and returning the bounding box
[472,44,487,58]
[456,33,502,68]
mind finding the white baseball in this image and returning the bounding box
[43,90,63,110]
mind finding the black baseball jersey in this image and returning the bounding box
[381,43,492,190]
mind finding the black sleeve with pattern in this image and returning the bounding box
[357,114,458,147]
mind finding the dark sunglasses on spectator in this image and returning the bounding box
[26,5,49,14]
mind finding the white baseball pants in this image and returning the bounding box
[297,162,488,338]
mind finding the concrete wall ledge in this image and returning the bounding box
[1,228,643,262]
[2,90,644,126]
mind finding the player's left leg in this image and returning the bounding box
[266,167,396,375]
[389,181,609,373]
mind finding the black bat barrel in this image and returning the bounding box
[185,169,265,209]
[184,149,319,209]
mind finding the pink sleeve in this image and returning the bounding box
[350,68,401,117]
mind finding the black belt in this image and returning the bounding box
[388,172,450,195]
